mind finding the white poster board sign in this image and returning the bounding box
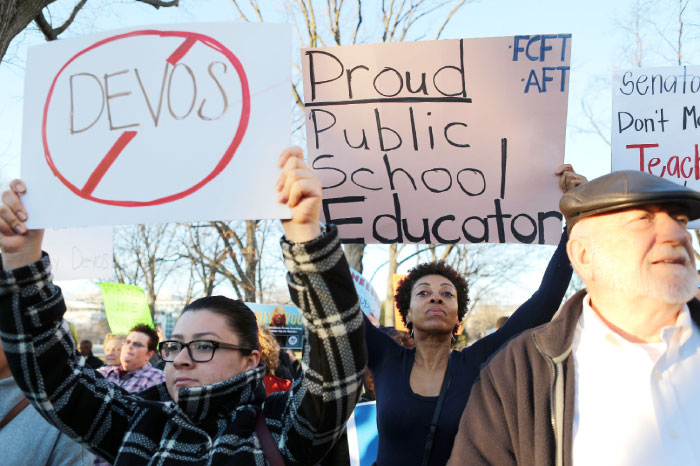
[612,65,700,228]
[349,267,381,325]
[302,34,571,245]
[43,226,113,280]
[21,23,291,228]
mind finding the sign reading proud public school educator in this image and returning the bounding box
[22,23,291,228]
[612,65,700,228]
[99,282,153,334]
[302,34,571,245]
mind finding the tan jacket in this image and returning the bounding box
[447,290,700,466]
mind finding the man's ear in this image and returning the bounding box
[147,349,155,360]
[567,236,592,282]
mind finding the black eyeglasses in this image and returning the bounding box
[157,340,253,363]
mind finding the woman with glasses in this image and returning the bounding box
[0,148,367,465]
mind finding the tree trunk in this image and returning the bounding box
[243,220,258,302]
[343,243,364,273]
[0,1,53,64]
[381,244,399,327]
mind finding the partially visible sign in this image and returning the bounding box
[612,65,700,228]
[268,327,304,350]
[302,34,571,245]
[247,303,304,349]
[347,401,378,466]
[350,267,381,325]
[43,226,113,280]
[247,303,303,327]
[99,282,153,334]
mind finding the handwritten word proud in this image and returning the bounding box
[305,40,469,105]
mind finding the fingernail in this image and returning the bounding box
[17,211,27,221]
[275,180,283,191]
[277,193,287,204]
[16,182,26,193]
[14,224,26,234]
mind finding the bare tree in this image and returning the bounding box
[113,223,182,316]
[179,222,226,298]
[0,0,178,65]
[180,219,285,303]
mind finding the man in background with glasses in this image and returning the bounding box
[97,324,165,393]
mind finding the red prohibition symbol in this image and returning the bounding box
[42,30,251,207]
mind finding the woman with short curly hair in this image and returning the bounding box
[394,261,470,338]
[365,165,587,466]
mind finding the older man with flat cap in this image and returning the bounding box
[447,170,700,466]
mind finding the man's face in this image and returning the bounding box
[79,341,91,357]
[121,331,153,372]
[104,339,123,366]
[581,204,696,304]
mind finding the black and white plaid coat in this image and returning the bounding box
[0,226,366,465]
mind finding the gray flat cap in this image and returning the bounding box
[560,170,700,233]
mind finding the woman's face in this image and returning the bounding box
[104,339,123,366]
[407,274,459,337]
[164,310,260,402]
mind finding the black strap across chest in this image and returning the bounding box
[256,410,285,466]
[421,358,451,466]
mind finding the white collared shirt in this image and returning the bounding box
[572,295,700,466]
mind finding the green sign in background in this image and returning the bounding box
[99,282,153,334]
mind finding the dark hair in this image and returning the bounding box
[181,296,260,353]
[129,324,159,352]
[394,261,469,336]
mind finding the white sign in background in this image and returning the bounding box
[22,23,291,228]
[612,65,700,228]
[43,226,114,280]
[302,35,571,245]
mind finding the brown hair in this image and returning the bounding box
[258,326,281,375]
[128,324,159,352]
[181,296,259,353]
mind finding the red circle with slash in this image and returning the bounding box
[41,30,250,207]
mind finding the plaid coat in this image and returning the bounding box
[0,226,366,465]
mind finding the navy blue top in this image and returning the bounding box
[366,231,572,466]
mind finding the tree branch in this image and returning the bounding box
[435,0,465,39]
[136,0,179,8]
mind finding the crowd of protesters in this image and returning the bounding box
[1,139,700,466]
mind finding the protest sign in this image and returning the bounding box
[43,226,113,280]
[350,267,381,325]
[22,23,291,228]
[247,303,304,349]
[302,35,571,245]
[99,282,153,334]
[612,65,700,228]
[347,401,378,466]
